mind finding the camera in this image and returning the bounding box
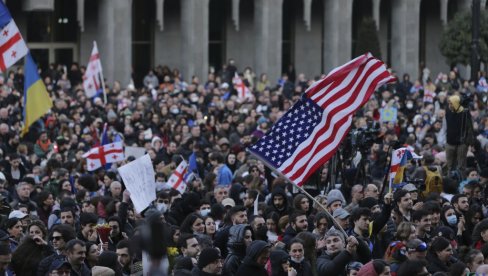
[409,178,425,191]
[460,92,473,108]
[344,122,382,157]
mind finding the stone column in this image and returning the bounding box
[97,0,115,85]
[156,0,165,31]
[113,0,132,87]
[77,0,85,32]
[440,0,448,25]
[181,0,209,80]
[232,0,240,31]
[323,0,353,74]
[373,0,381,30]
[391,0,421,78]
[254,0,283,82]
[95,0,132,87]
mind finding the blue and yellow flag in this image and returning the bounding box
[21,54,52,136]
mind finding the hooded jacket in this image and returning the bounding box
[235,240,270,276]
[444,95,474,145]
[269,250,289,276]
[223,224,252,276]
[316,249,353,276]
[265,188,290,218]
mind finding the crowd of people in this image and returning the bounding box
[0,57,488,276]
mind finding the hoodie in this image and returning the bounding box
[236,241,270,276]
[223,225,252,276]
[269,250,289,276]
[265,188,290,218]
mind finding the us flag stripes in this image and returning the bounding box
[249,53,395,186]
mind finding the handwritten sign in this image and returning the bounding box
[118,154,156,213]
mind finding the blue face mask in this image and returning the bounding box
[447,214,457,226]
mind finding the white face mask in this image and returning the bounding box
[200,209,210,217]
[407,126,414,133]
[406,103,414,109]
[156,203,167,213]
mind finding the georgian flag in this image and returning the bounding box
[167,160,188,194]
[82,142,125,171]
[233,73,252,101]
[83,42,103,98]
[0,20,28,72]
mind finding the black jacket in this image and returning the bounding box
[282,225,298,246]
[223,224,252,276]
[316,250,353,276]
[426,252,451,274]
[235,240,270,276]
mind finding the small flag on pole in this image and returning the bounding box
[233,73,252,101]
[389,148,422,191]
[21,54,53,136]
[82,142,125,171]
[168,160,188,194]
[0,2,28,73]
[83,41,105,100]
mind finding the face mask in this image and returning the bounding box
[407,126,414,133]
[200,209,210,217]
[170,108,180,115]
[406,103,414,109]
[290,256,304,263]
[255,225,268,239]
[156,203,167,213]
[190,96,199,102]
[447,214,457,226]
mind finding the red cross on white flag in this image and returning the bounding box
[82,141,125,171]
[167,160,188,194]
[233,73,252,102]
[83,41,103,98]
[0,20,28,72]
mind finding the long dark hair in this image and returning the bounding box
[180,213,204,234]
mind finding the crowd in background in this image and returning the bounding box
[0,57,488,276]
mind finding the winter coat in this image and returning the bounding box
[223,224,252,276]
[235,240,270,276]
[316,250,353,276]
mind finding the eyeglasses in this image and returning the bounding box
[51,236,63,241]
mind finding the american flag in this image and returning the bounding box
[249,53,395,186]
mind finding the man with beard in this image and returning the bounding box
[282,210,308,246]
[394,189,413,222]
[412,209,433,244]
[250,215,267,241]
[265,188,290,218]
[317,229,359,276]
[348,192,393,260]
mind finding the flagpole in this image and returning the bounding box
[246,149,348,238]
[94,41,107,105]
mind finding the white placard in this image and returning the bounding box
[118,154,156,213]
[125,146,147,159]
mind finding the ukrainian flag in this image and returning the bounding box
[21,54,52,136]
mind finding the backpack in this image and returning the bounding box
[422,166,443,197]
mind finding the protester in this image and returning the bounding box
[0,52,487,276]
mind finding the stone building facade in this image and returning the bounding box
[7,0,488,87]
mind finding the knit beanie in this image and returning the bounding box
[327,189,345,207]
[197,247,221,269]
